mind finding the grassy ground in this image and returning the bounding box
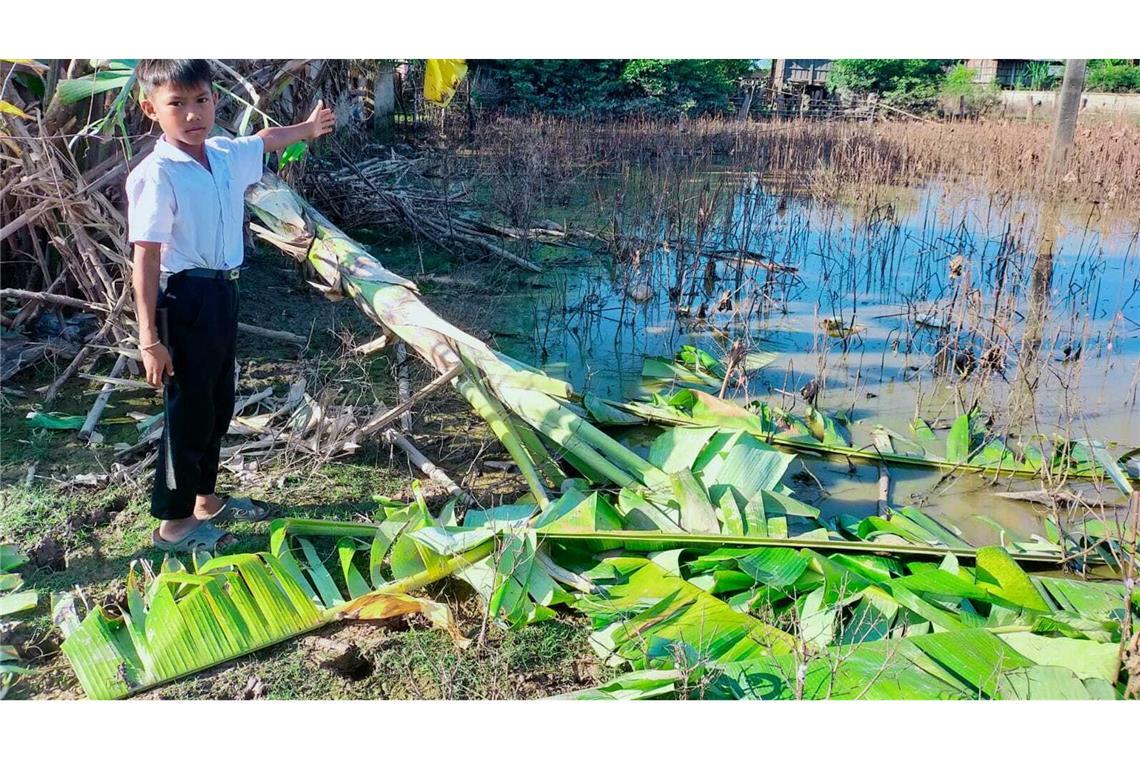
[0,238,603,700]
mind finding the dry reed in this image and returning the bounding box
[469,116,1140,210]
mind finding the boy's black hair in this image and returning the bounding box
[136,59,214,96]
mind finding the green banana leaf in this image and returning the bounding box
[711,630,1117,700]
[60,503,492,699]
[0,545,37,699]
[612,389,1139,486]
[576,556,798,668]
[549,669,682,700]
[641,345,778,391]
[558,538,1133,700]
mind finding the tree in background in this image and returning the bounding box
[828,60,949,94]
[473,60,626,115]
[1086,59,1140,93]
[939,63,1001,116]
[620,59,756,114]
[473,59,757,117]
[828,59,951,111]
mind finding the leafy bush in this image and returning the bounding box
[826,60,952,115]
[940,64,1001,115]
[1014,61,1057,91]
[828,59,950,96]
[474,59,757,118]
[882,84,941,114]
[940,64,978,96]
[1086,60,1140,93]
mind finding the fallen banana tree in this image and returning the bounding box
[616,376,1140,492]
[53,351,1138,698]
[57,481,1138,699]
[243,173,1140,536]
[248,172,686,513]
[55,408,1139,699]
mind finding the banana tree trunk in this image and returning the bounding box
[244,172,679,509]
[247,172,490,374]
[245,173,564,504]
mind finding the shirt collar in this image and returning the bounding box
[154,135,211,164]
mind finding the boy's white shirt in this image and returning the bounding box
[126,134,264,273]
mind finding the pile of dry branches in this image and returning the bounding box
[90,360,466,499]
[0,100,140,397]
[305,143,573,273]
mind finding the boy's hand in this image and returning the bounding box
[305,100,335,140]
[257,101,336,153]
[142,344,174,388]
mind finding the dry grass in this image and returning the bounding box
[470,116,1140,210]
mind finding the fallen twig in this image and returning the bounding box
[237,322,307,346]
[357,363,464,437]
[78,353,127,441]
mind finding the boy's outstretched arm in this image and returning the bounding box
[132,242,174,387]
[257,100,335,154]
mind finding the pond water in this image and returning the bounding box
[380,174,1140,543]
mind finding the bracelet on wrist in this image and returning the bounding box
[139,339,162,351]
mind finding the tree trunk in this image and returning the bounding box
[372,61,396,137]
[1047,59,1087,178]
[1011,198,1061,427]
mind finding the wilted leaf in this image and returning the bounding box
[55,70,135,105]
[0,100,30,119]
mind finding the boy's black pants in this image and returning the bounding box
[151,273,239,520]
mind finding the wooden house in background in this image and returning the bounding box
[964,59,1064,88]
[769,59,833,93]
[762,60,838,118]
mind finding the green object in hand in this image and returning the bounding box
[278,142,307,171]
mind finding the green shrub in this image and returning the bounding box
[941,64,978,96]
[474,59,757,118]
[1014,61,1057,91]
[828,59,950,96]
[1086,60,1140,93]
[883,84,941,114]
[939,64,1001,115]
[827,59,952,114]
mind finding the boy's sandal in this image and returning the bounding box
[205,496,273,524]
[152,521,235,553]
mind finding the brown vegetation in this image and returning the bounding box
[472,116,1140,209]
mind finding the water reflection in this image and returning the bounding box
[501,179,1136,435]
[389,174,1140,538]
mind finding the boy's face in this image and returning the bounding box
[141,81,216,147]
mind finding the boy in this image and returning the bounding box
[127,59,334,551]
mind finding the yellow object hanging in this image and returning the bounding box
[423,59,468,107]
[0,100,31,119]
